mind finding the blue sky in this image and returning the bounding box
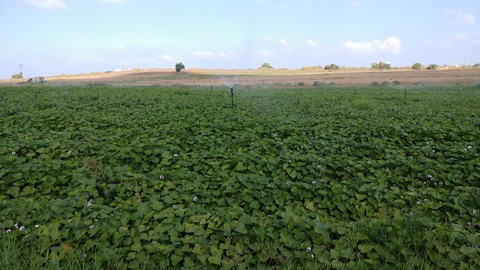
[1,0,479,79]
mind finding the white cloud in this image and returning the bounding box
[255,36,273,43]
[446,9,476,25]
[26,0,68,10]
[454,33,468,41]
[193,51,232,60]
[307,40,317,48]
[162,55,174,62]
[344,36,402,54]
[257,50,275,58]
[280,39,288,46]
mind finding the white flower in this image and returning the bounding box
[311,180,317,185]
[193,196,199,202]
[68,219,73,223]
[35,224,40,228]
[19,226,26,232]
[173,154,178,158]
[473,209,478,215]
[467,222,474,227]
[14,223,19,229]
[306,247,312,253]
[467,145,472,149]
[11,151,16,155]
[67,150,72,154]
[6,229,12,233]
[89,225,95,229]
[87,199,93,208]
[81,254,87,260]
[416,200,421,205]
[439,182,444,186]
[159,175,164,180]
[432,150,435,153]
[311,254,315,258]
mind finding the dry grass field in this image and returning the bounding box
[2,67,479,87]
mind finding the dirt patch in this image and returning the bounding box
[2,67,479,87]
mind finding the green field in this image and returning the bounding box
[1,85,479,269]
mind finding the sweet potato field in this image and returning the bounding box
[1,85,479,269]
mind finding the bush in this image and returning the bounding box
[259,63,273,69]
[313,81,326,87]
[371,61,391,70]
[427,64,438,70]
[412,63,422,70]
[175,62,185,72]
[11,73,23,79]
[298,82,305,86]
[473,63,480,68]
[324,64,339,70]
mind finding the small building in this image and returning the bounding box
[27,77,46,84]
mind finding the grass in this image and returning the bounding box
[3,212,472,269]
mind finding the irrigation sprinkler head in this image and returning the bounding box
[230,87,234,109]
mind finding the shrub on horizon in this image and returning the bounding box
[412,63,422,70]
[324,64,339,70]
[175,62,185,72]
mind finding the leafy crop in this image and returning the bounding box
[1,85,479,269]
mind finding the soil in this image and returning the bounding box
[2,67,479,88]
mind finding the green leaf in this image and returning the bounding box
[460,245,477,257]
[235,222,248,234]
[151,201,163,211]
[185,223,200,234]
[305,201,315,211]
[208,246,223,265]
[358,244,375,253]
[193,244,204,255]
[238,214,253,225]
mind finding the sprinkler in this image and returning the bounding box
[230,87,234,109]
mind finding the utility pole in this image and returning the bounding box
[19,64,23,74]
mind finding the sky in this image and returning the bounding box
[0,0,479,79]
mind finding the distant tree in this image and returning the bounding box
[427,64,438,70]
[259,62,273,69]
[175,62,185,72]
[11,72,23,79]
[371,61,391,70]
[473,63,480,68]
[324,64,339,70]
[412,63,422,70]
